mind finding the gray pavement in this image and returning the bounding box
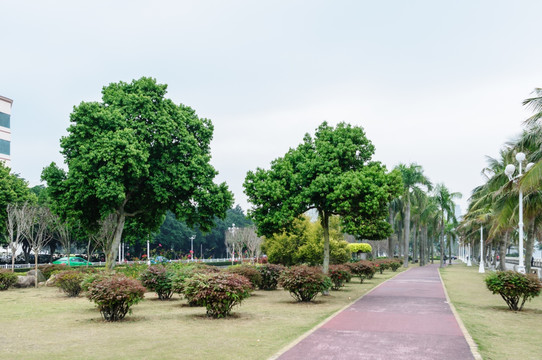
[273,264,477,360]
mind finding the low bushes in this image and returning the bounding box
[86,274,146,321]
[485,271,542,311]
[328,265,352,290]
[55,270,85,297]
[38,264,68,279]
[139,265,174,300]
[346,261,376,283]
[0,269,17,290]
[227,264,262,288]
[257,264,284,290]
[279,265,330,302]
[183,272,253,318]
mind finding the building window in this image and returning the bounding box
[0,139,10,155]
[0,112,10,129]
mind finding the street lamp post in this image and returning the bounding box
[505,152,534,274]
[479,226,485,273]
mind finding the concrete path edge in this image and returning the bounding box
[268,267,408,360]
[437,266,483,360]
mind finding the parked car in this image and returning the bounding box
[53,257,92,266]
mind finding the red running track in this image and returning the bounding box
[275,264,475,360]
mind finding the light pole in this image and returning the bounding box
[479,226,485,273]
[190,235,195,262]
[505,152,534,274]
[228,223,237,264]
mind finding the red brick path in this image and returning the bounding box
[275,264,475,360]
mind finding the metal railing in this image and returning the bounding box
[0,257,244,270]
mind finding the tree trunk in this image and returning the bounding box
[412,222,420,264]
[448,235,452,265]
[34,246,39,288]
[525,221,535,274]
[439,217,445,268]
[388,207,394,259]
[105,212,126,272]
[430,233,434,264]
[403,199,410,268]
[321,211,330,275]
[10,243,16,272]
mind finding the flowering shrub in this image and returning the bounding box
[485,271,542,311]
[0,269,17,291]
[328,265,352,290]
[346,261,376,283]
[227,265,262,288]
[257,264,284,290]
[389,260,402,271]
[38,264,68,279]
[279,265,329,302]
[373,259,390,274]
[86,274,145,321]
[183,272,253,318]
[139,265,174,300]
[55,270,85,297]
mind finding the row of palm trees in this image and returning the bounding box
[458,88,542,273]
[389,163,461,268]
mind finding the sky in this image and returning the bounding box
[2,0,542,215]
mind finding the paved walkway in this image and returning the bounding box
[274,264,477,360]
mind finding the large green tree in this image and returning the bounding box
[42,77,233,270]
[244,121,402,274]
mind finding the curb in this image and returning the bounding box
[438,266,483,360]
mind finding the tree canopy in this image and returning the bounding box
[244,121,402,273]
[42,77,233,269]
[0,163,35,241]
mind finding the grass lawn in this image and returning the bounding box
[440,264,542,360]
[0,268,405,360]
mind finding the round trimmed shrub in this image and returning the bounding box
[0,269,18,291]
[257,264,284,290]
[139,265,174,300]
[328,265,352,290]
[183,272,253,318]
[56,270,85,297]
[227,264,262,288]
[346,261,376,283]
[279,265,329,302]
[485,271,542,311]
[86,274,146,321]
[389,260,402,272]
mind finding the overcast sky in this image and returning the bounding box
[2,0,542,214]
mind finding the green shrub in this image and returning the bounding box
[389,260,402,272]
[227,265,262,288]
[183,272,253,318]
[86,274,145,321]
[373,259,390,274]
[38,264,68,279]
[279,265,329,302]
[56,270,85,297]
[346,261,376,283]
[328,265,351,290]
[139,265,174,300]
[347,243,372,254]
[485,271,542,311]
[0,269,18,291]
[257,264,284,290]
[116,263,148,279]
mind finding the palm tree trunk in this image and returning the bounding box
[499,232,508,271]
[525,221,535,274]
[388,207,394,259]
[403,200,410,268]
[412,223,418,263]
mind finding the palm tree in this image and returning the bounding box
[397,163,432,268]
[433,183,461,268]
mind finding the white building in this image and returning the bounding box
[0,95,12,167]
